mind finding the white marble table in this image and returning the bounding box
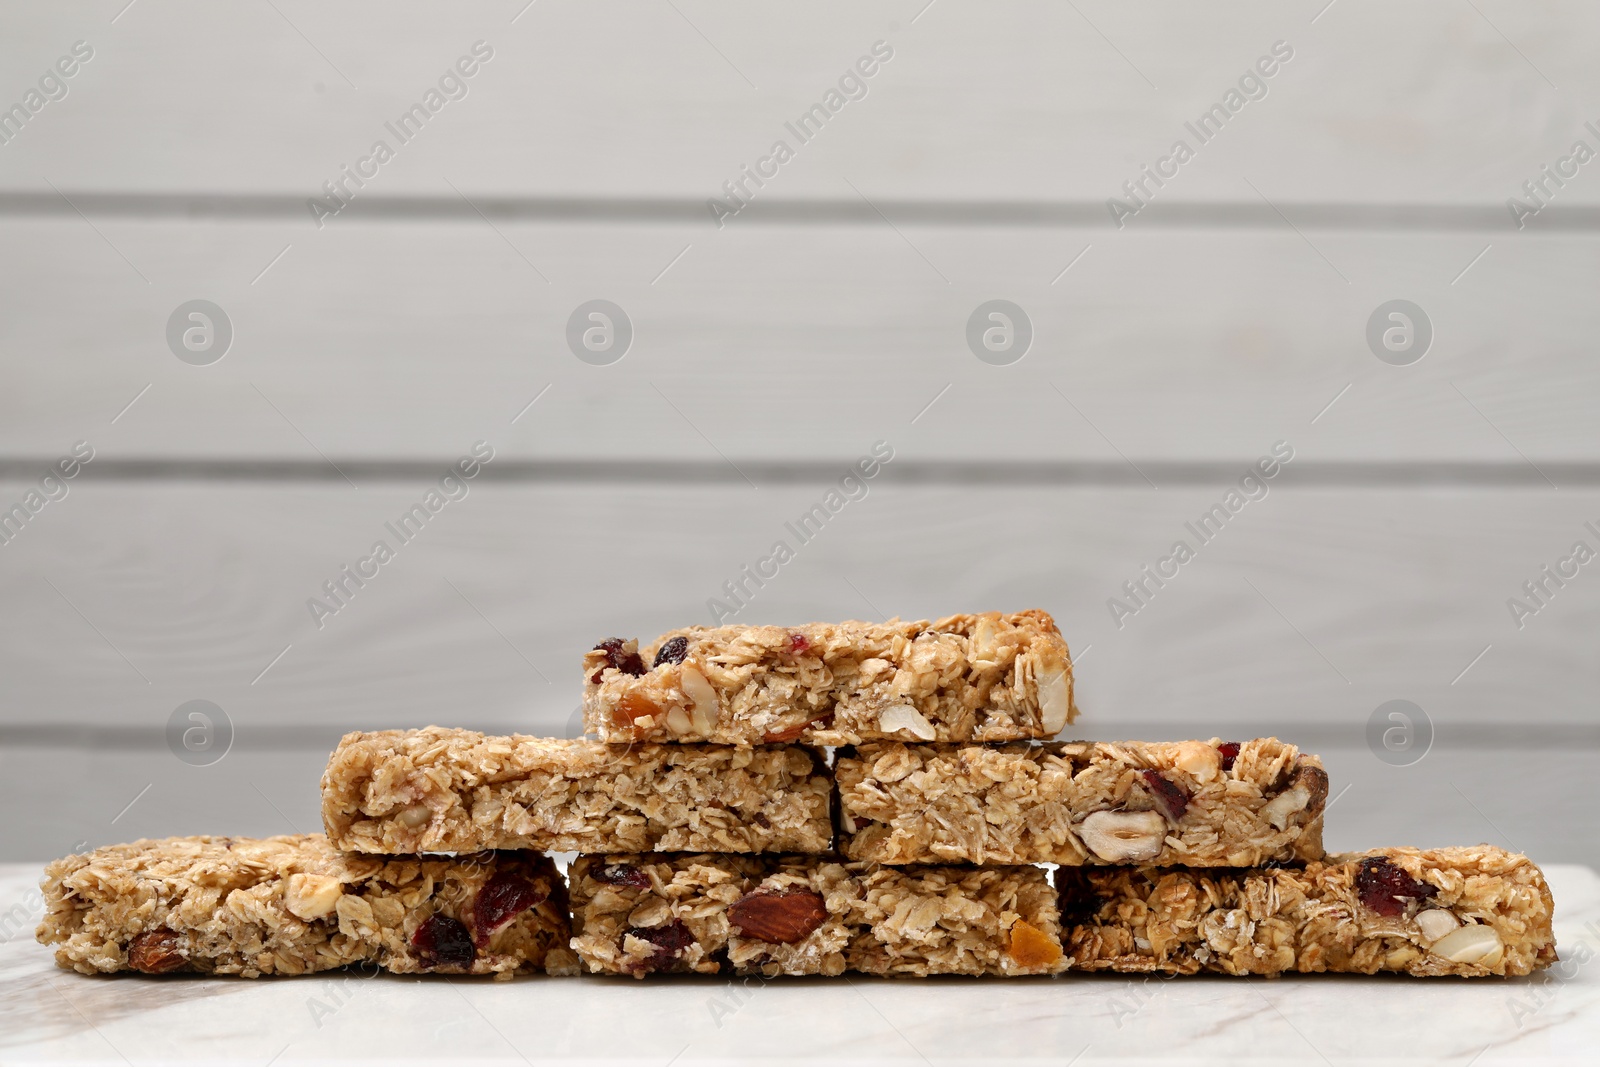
[3,863,1597,1066]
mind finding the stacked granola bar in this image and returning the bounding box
[566,611,1079,977]
[36,609,1557,981]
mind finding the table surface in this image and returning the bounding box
[3,863,1597,1066]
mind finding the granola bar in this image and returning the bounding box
[322,727,832,855]
[1057,845,1556,977]
[837,738,1327,867]
[36,835,575,977]
[568,854,1066,978]
[582,610,1075,745]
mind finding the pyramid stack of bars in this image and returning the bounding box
[37,611,1557,980]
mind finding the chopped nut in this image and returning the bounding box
[1260,785,1308,830]
[665,706,692,735]
[397,805,431,829]
[679,665,719,735]
[879,704,937,741]
[1006,919,1062,970]
[1260,767,1326,831]
[1039,663,1071,735]
[1173,741,1221,782]
[1414,909,1460,943]
[1384,943,1421,969]
[689,703,715,736]
[1429,924,1503,965]
[1078,810,1166,863]
[127,929,185,973]
[285,873,344,920]
[970,615,1000,666]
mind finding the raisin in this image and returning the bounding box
[412,914,476,969]
[592,862,651,889]
[1141,769,1190,821]
[471,871,548,948]
[653,636,689,667]
[127,929,185,974]
[628,920,695,973]
[1217,742,1241,773]
[1355,856,1438,917]
[592,638,646,679]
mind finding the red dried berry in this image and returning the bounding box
[1355,857,1438,917]
[1217,742,1241,773]
[653,636,689,667]
[1141,769,1190,821]
[787,633,811,654]
[629,920,695,972]
[592,638,646,679]
[593,862,651,889]
[1053,870,1103,928]
[412,914,476,969]
[471,871,548,948]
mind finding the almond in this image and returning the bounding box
[127,929,185,974]
[1415,909,1460,943]
[1429,923,1503,965]
[727,889,828,944]
[1038,662,1072,735]
[879,704,937,741]
[665,706,693,735]
[762,721,809,743]
[679,665,719,735]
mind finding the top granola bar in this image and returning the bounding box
[582,610,1075,745]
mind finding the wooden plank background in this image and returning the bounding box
[1,1,1595,864]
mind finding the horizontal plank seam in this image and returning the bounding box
[2,459,1598,487]
[0,724,1591,750]
[0,194,1591,231]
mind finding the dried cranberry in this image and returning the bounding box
[412,914,476,969]
[1355,857,1438,917]
[787,633,810,654]
[592,638,646,679]
[1140,769,1189,821]
[471,871,548,948]
[653,636,689,667]
[1217,742,1241,772]
[1054,871,1103,928]
[628,920,695,973]
[592,862,652,889]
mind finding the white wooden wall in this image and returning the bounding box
[1,2,1595,864]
